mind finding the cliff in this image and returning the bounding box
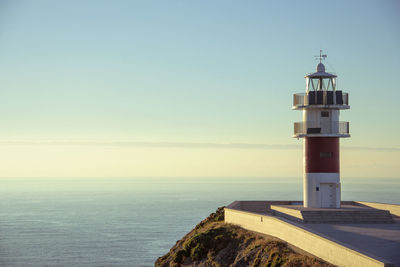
[155,207,334,267]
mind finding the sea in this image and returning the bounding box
[0,177,399,267]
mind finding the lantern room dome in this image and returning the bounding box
[317,63,325,72]
[305,63,337,78]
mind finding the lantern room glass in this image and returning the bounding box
[308,77,335,91]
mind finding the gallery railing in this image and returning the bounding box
[294,121,349,136]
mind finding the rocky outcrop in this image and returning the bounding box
[155,207,333,267]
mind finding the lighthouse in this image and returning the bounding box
[293,52,350,208]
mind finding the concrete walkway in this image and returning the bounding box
[302,222,400,266]
[225,201,400,266]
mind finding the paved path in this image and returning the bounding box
[302,221,400,265]
[227,200,400,265]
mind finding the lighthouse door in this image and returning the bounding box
[320,183,336,208]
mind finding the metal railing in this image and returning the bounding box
[293,93,306,106]
[293,92,349,107]
[294,121,349,136]
[338,121,349,135]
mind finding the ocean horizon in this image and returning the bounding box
[0,177,399,266]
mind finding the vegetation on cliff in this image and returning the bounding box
[155,207,333,267]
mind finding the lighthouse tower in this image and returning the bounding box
[293,53,350,208]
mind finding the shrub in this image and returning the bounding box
[268,251,282,267]
[172,250,185,264]
[183,226,234,261]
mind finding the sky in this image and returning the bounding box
[0,0,399,178]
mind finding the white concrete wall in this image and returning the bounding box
[225,208,391,267]
[304,172,340,208]
[303,109,340,134]
[331,110,340,133]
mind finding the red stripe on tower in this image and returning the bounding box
[305,137,339,173]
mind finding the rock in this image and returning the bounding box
[155,207,333,267]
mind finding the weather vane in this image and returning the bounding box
[315,49,327,63]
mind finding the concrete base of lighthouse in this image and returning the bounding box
[224,200,399,266]
[269,202,394,224]
[303,173,341,208]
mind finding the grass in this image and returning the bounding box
[155,207,333,267]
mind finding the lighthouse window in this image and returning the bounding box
[320,152,332,158]
[321,111,329,117]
